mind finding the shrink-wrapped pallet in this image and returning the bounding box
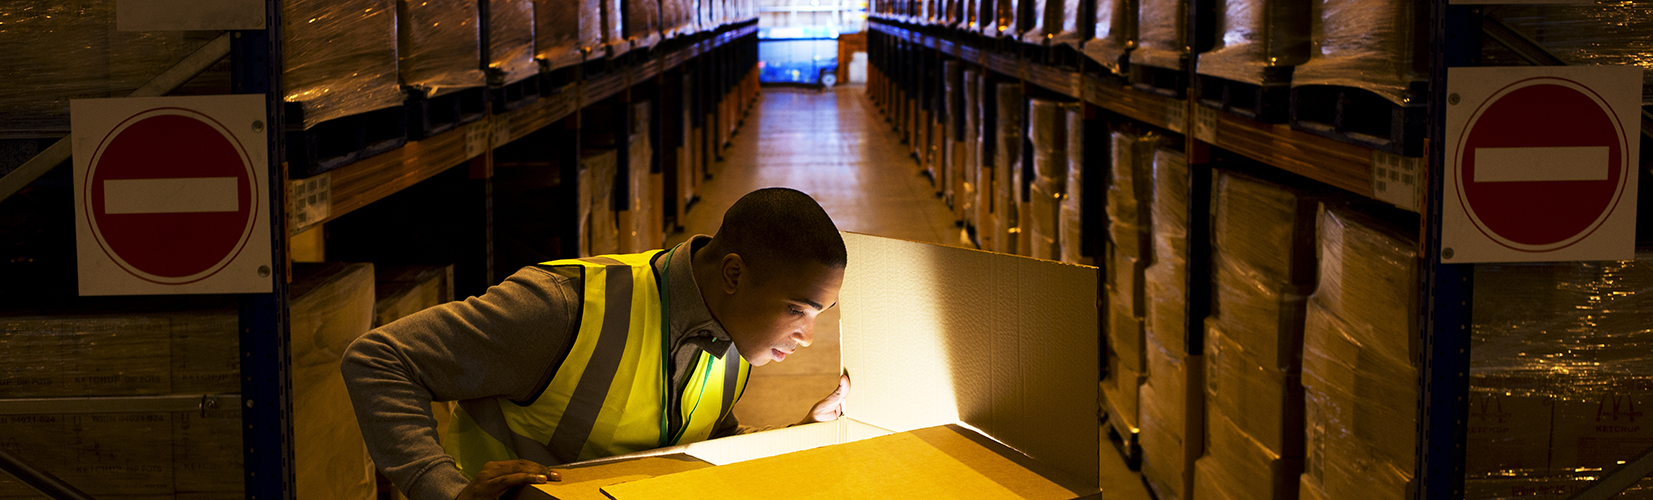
[945,61,965,220]
[1059,106,1088,265]
[285,0,403,129]
[1465,253,1653,497]
[1194,0,1312,85]
[1020,0,1052,42]
[626,0,663,50]
[1134,0,1188,71]
[600,0,626,55]
[486,0,538,85]
[1300,208,1419,500]
[662,0,692,39]
[983,0,1017,36]
[1489,1,1653,104]
[962,70,983,237]
[619,101,656,254]
[1027,99,1069,261]
[1289,0,1424,105]
[0,1,220,134]
[1083,0,1135,73]
[535,0,599,71]
[398,0,487,98]
[580,149,620,257]
[1194,392,1301,500]
[1042,0,1086,47]
[1140,336,1203,500]
[289,263,379,500]
[1107,132,1159,262]
[1144,148,1188,353]
[992,83,1024,255]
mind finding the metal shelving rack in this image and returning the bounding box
[0,0,761,497]
[863,0,1647,498]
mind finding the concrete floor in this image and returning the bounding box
[668,84,1151,500]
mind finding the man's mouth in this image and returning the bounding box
[772,348,792,362]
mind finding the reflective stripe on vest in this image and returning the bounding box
[443,251,751,475]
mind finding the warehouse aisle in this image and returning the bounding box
[665,84,962,430]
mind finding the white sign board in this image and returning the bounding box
[1444,66,1641,263]
[117,0,265,31]
[72,95,272,295]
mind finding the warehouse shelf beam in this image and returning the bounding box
[0,394,240,415]
[0,32,232,204]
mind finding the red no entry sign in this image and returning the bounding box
[1445,67,1641,263]
[73,96,271,295]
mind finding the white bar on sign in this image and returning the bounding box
[105,177,239,214]
[1474,146,1609,182]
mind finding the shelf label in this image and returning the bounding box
[1371,151,1422,212]
[1194,105,1218,144]
[466,121,491,159]
[1164,100,1186,134]
[288,172,331,235]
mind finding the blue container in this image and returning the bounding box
[759,26,839,86]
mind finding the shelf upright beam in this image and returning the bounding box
[232,0,296,498]
[1416,2,1479,499]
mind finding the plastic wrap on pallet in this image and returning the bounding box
[1203,326,1302,500]
[1213,171,1317,291]
[1060,106,1088,265]
[487,0,538,85]
[993,82,1024,255]
[1466,475,1653,500]
[398,0,487,99]
[946,62,964,210]
[1046,0,1085,47]
[626,0,663,49]
[0,1,218,134]
[1103,315,1146,433]
[985,0,1016,35]
[288,263,377,500]
[1289,0,1423,106]
[535,0,591,71]
[1204,320,1298,457]
[1107,132,1159,260]
[1490,1,1653,104]
[1194,0,1312,85]
[1140,337,1200,500]
[589,149,620,256]
[1021,0,1051,42]
[1109,249,1147,372]
[284,0,403,130]
[1301,301,1416,500]
[1030,99,1069,194]
[1144,149,1188,353]
[1135,0,1188,70]
[1083,0,1134,73]
[962,70,982,236]
[1300,208,1421,498]
[600,0,626,53]
[1468,253,1653,483]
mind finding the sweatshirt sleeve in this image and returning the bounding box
[342,266,582,500]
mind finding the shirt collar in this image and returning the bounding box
[659,235,734,358]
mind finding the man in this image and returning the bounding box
[343,188,851,500]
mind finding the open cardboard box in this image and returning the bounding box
[520,233,1101,499]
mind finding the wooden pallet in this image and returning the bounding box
[285,104,409,177]
[1129,59,1189,99]
[490,74,542,112]
[1290,84,1427,157]
[1195,69,1293,124]
[405,86,487,140]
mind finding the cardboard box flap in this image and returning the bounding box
[602,425,1100,499]
[838,232,1101,488]
[519,454,712,500]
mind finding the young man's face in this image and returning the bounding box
[723,259,844,366]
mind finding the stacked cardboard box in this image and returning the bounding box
[284,0,403,129]
[1140,148,1202,500]
[991,82,1024,255]
[534,0,600,71]
[1194,171,1319,500]
[619,101,657,254]
[945,61,964,219]
[396,0,486,99]
[485,0,538,86]
[1101,131,1160,437]
[581,149,621,257]
[1026,99,1069,261]
[1290,0,1424,106]
[0,1,221,134]
[969,72,992,249]
[0,264,376,499]
[1299,208,1418,500]
[1058,106,1088,265]
[1466,254,1653,498]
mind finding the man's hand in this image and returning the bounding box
[798,372,851,426]
[456,459,561,500]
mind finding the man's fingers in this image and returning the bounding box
[483,471,551,495]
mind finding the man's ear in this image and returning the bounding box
[720,253,745,294]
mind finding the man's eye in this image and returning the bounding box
[788,306,804,316]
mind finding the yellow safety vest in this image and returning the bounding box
[443,250,750,474]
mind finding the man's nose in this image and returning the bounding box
[793,320,815,347]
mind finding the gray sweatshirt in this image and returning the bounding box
[341,236,744,500]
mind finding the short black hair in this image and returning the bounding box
[708,188,846,278]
